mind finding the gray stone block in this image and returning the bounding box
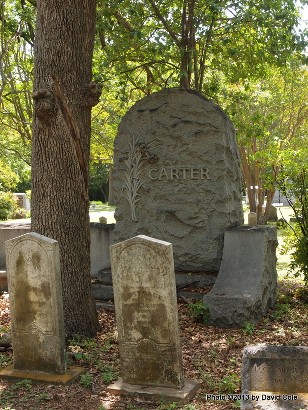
[241,345,308,410]
[203,226,278,327]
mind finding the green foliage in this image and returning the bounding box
[68,335,117,384]
[89,161,110,202]
[278,160,308,283]
[11,379,32,391]
[36,392,51,402]
[159,403,177,410]
[79,372,94,388]
[242,321,255,334]
[188,300,209,323]
[0,161,19,191]
[218,373,240,393]
[90,200,104,205]
[271,302,292,320]
[0,191,17,220]
[0,353,11,368]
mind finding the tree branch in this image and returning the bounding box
[146,0,181,46]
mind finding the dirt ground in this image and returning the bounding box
[0,275,307,410]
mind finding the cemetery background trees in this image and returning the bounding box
[96,0,301,94]
[31,0,101,338]
[227,62,308,223]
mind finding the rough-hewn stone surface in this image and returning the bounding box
[110,235,184,388]
[112,88,243,272]
[241,345,308,410]
[204,226,278,327]
[5,232,66,374]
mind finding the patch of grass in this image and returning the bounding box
[89,204,115,212]
[242,321,255,335]
[200,371,217,390]
[188,300,209,323]
[97,364,117,383]
[270,302,292,320]
[80,372,94,388]
[36,392,51,402]
[217,373,240,393]
[11,379,32,391]
[0,353,11,368]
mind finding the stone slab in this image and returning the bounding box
[6,232,66,374]
[97,270,216,287]
[0,224,30,269]
[241,345,308,410]
[112,88,243,272]
[111,235,184,388]
[91,283,114,301]
[0,222,114,276]
[204,226,277,327]
[0,364,84,385]
[107,378,199,403]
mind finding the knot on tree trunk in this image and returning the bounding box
[83,82,102,107]
[33,89,58,124]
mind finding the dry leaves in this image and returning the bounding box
[0,279,307,410]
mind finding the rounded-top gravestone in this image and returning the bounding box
[112,88,243,272]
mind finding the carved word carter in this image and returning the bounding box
[149,166,210,181]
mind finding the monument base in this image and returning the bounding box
[0,365,85,385]
[107,378,199,403]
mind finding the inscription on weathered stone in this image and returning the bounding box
[110,235,184,388]
[242,345,308,410]
[5,232,66,374]
[250,358,308,392]
[148,166,211,180]
[112,88,243,271]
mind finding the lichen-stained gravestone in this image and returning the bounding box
[112,88,243,272]
[5,232,66,374]
[111,235,183,387]
[108,235,198,401]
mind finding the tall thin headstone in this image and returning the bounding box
[0,232,83,384]
[107,235,198,401]
[112,88,243,272]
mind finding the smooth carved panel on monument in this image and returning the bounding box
[250,358,308,393]
[5,232,66,374]
[110,235,184,388]
[242,345,308,410]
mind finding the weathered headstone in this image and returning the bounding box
[247,212,257,226]
[203,226,277,327]
[107,235,198,402]
[241,345,308,410]
[112,88,243,272]
[0,232,83,384]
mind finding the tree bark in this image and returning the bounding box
[31,0,101,339]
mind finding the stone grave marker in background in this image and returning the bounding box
[241,345,308,410]
[107,235,198,402]
[204,226,277,327]
[112,88,243,272]
[0,232,83,384]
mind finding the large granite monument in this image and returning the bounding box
[112,88,243,272]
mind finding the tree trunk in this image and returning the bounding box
[31,0,101,339]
